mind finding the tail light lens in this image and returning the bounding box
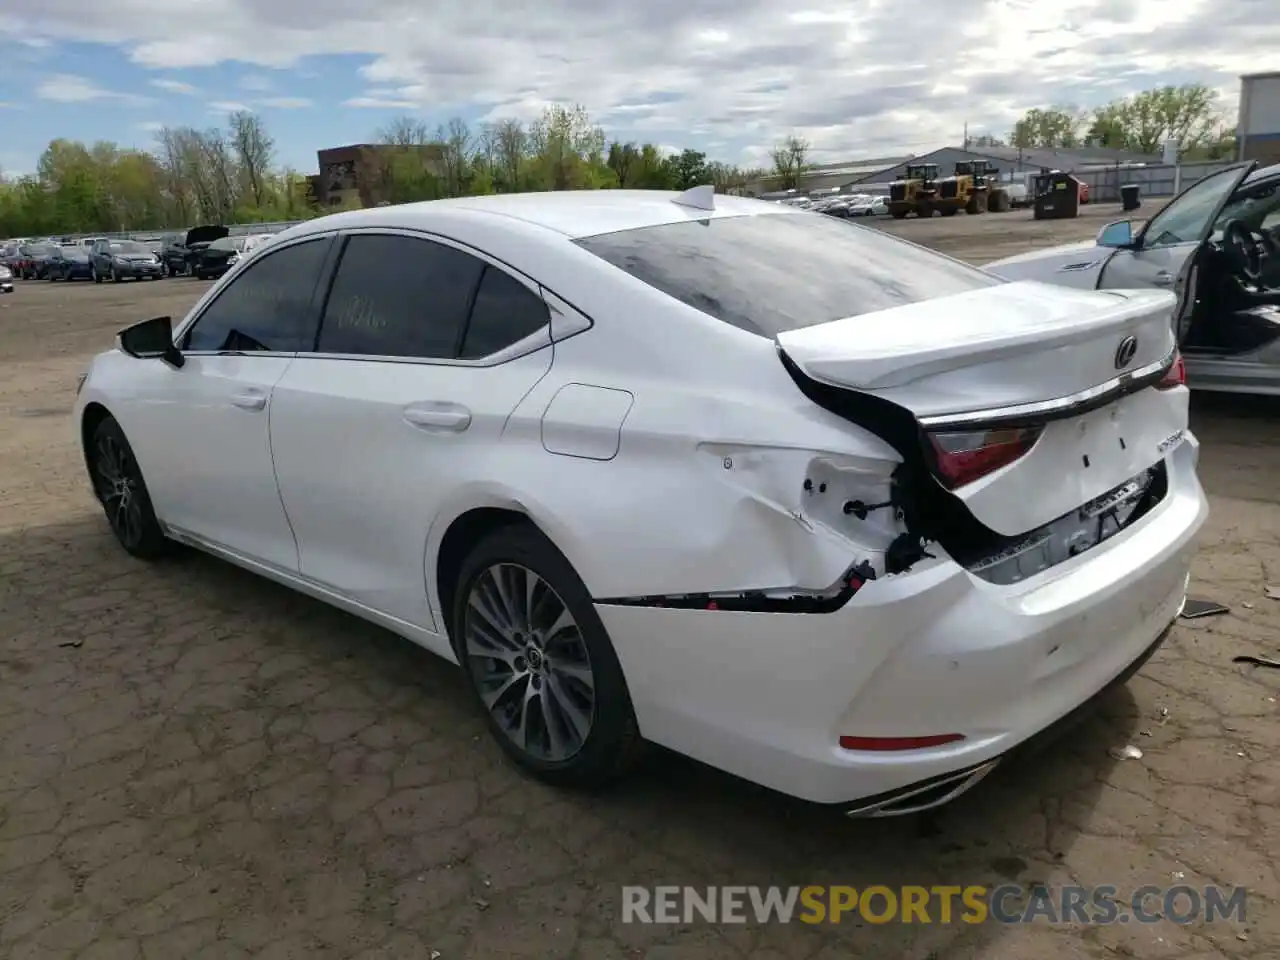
[1156,350,1185,389]
[926,426,1043,489]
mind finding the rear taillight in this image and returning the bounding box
[926,426,1042,489]
[1156,350,1185,389]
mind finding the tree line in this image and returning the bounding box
[977,83,1238,159]
[0,80,1241,237]
[0,104,764,238]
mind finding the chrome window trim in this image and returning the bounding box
[327,226,594,347]
[173,223,594,367]
[917,348,1177,431]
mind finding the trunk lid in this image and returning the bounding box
[184,224,230,247]
[777,280,1184,537]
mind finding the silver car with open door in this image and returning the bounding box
[986,162,1280,395]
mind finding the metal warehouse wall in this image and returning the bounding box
[854,148,997,184]
[1074,161,1237,202]
[1240,73,1280,166]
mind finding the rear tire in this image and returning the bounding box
[87,416,170,560]
[450,525,643,788]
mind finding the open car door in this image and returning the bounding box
[1169,163,1258,345]
[1097,162,1256,345]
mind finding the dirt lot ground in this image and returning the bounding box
[2,204,1278,960]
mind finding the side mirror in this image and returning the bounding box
[1097,220,1135,249]
[119,315,184,369]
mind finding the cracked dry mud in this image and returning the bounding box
[1,207,1277,959]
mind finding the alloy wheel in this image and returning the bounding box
[92,432,145,549]
[462,563,596,763]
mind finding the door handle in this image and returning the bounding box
[230,391,267,411]
[403,403,472,432]
[1153,271,1175,286]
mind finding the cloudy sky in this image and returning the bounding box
[0,0,1272,176]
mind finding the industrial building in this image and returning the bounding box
[745,144,1160,198]
[309,143,445,208]
[1239,71,1280,166]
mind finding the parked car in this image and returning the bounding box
[48,244,94,281]
[75,188,1206,815]
[176,225,231,276]
[89,239,165,282]
[985,161,1280,395]
[21,243,58,279]
[847,196,889,217]
[0,263,12,293]
[0,242,19,270]
[193,233,270,279]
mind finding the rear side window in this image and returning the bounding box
[460,266,550,359]
[575,212,1000,337]
[317,234,483,359]
[182,238,328,352]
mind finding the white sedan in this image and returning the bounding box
[75,187,1207,816]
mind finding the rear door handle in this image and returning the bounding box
[1153,271,1174,286]
[403,402,472,432]
[230,390,267,411]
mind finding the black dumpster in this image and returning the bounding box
[1033,172,1082,220]
[1120,183,1141,212]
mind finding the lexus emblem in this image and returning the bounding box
[1114,335,1139,369]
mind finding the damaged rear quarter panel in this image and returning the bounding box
[506,367,912,600]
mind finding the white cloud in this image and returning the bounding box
[35,73,150,105]
[135,120,164,132]
[343,96,418,109]
[151,77,198,94]
[208,100,252,114]
[13,0,1278,164]
[259,96,312,109]
[239,72,275,92]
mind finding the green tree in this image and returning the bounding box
[1009,107,1085,149]
[1083,83,1222,155]
[770,136,809,190]
[672,149,710,190]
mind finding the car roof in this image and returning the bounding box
[286,190,803,242]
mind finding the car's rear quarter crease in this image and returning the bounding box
[73,190,1208,815]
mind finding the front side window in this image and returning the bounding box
[1142,166,1252,249]
[182,238,328,353]
[575,212,1000,337]
[316,234,484,359]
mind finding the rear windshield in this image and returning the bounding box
[574,212,1000,337]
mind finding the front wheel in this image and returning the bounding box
[88,416,170,559]
[451,525,643,788]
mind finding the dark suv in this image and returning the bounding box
[89,239,164,282]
